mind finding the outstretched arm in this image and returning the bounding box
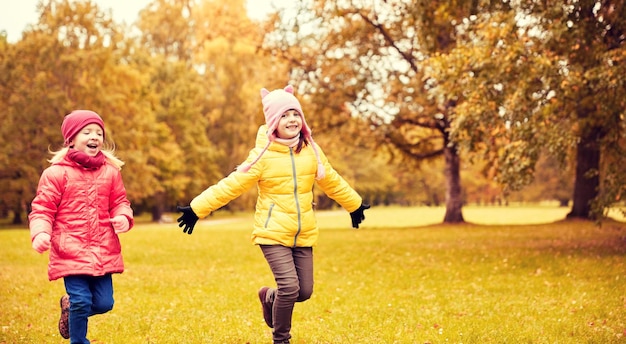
[178,167,259,234]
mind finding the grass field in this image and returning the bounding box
[1,205,625,343]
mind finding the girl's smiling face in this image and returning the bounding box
[70,123,104,156]
[276,109,303,139]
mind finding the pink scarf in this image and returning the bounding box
[67,149,106,170]
[274,136,300,148]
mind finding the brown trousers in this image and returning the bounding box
[260,245,314,344]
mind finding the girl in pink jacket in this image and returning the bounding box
[29,110,134,344]
[177,85,369,344]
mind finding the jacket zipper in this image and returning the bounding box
[290,148,301,247]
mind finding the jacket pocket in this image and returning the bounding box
[103,232,122,255]
[57,230,87,260]
[264,203,275,228]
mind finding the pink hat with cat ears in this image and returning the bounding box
[237,85,325,180]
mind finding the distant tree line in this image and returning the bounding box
[0,0,623,225]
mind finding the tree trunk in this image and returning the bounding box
[443,143,464,223]
[151,192,165,222]
[567,128,600,219]
[12,208,22,225]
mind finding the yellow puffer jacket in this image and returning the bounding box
[190,125,362,247]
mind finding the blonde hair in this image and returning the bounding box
[48,143,125,170]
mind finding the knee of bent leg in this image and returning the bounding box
[277,283,300,301]
[91,297,114,315]
[69,297,92,316]
[298,285,313,302]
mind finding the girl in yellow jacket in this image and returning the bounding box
[177,85,369,344]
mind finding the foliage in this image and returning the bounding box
[261,0,626,221]
[2,207,625,343]
[261,0,513,222]
[136,0,288,212]
[0,0,157,222]
[0,0,291,222]
[511,0,626,218]
[1,0,623,224]
[507,153,574,205]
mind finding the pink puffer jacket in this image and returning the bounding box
[29,156,134,281]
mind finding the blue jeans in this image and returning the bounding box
[63,274,114,344]
[260,245,314,344]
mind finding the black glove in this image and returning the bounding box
[350,203,370,229]
[176,206,199,234]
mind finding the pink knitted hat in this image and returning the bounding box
[238,85,325,179]
[61,110,105,146]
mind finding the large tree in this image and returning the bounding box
[542,0,626,218]
[262,0,517,222]
[456,0,626,218]
[263,0,625,221]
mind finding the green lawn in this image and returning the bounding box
[1,206,625,343]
